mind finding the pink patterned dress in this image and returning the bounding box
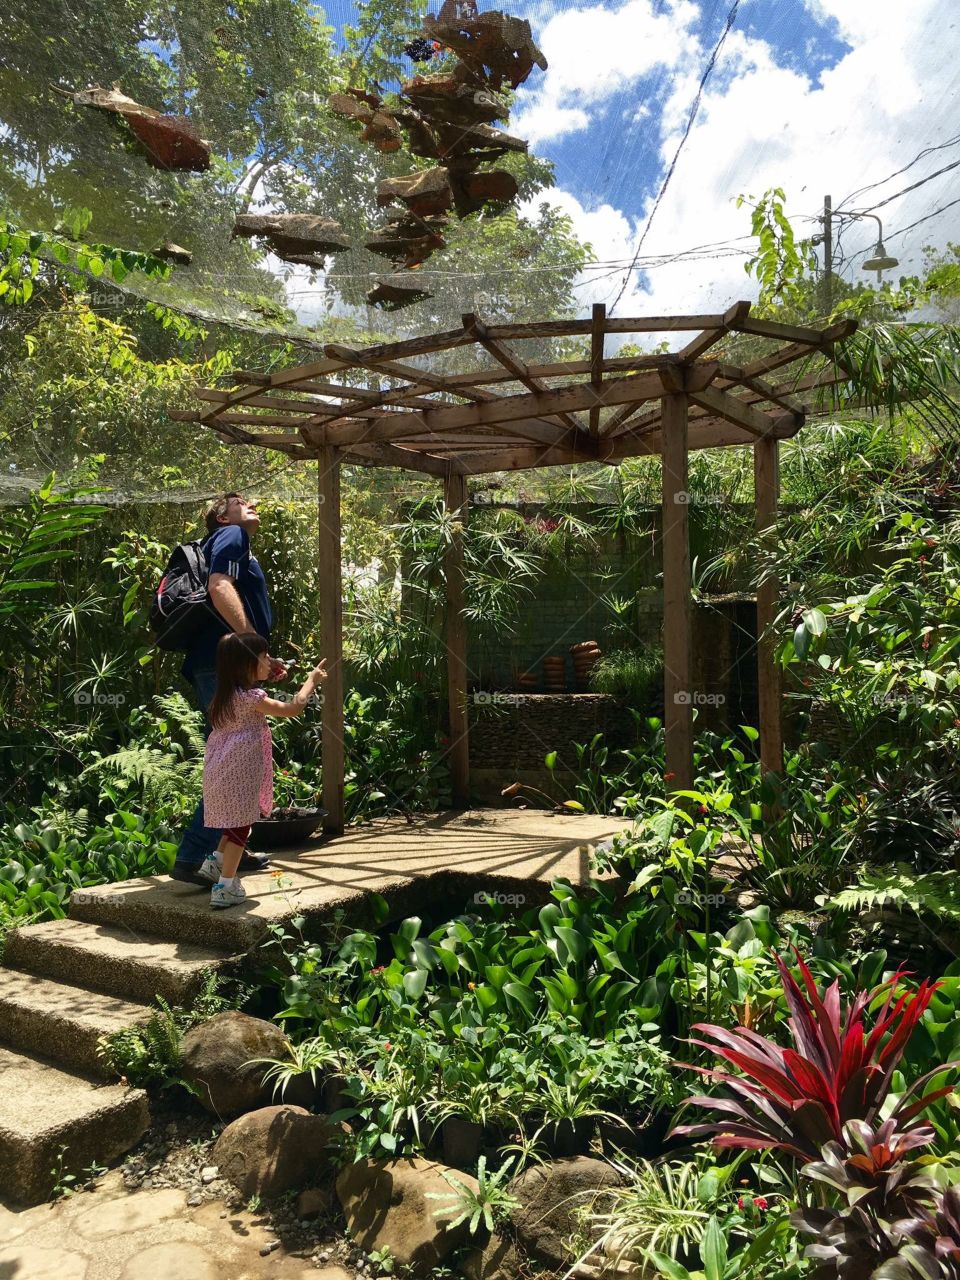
[203,688,274,827]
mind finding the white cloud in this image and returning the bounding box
[513,0,700,144]
[524,0,960,319]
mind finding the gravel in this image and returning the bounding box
[117,1103,360,1273]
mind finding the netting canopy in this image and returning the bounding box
[4,0,957,354]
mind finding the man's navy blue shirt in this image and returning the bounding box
[182,525,272,678]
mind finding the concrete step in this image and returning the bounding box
[0,969,153,1079]
[68,876,277,951]
[0,1044,149,1205]
[5,917,234,1006]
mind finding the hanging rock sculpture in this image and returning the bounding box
[231,213,351,268]
[327,0,546,307]
[367,273,433,310]
[56,84,212,171]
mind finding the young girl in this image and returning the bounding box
[200,632,328,909]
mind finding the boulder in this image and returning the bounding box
[510,1156,621,1269]
[180,1011,291,1117]
[461,1234,525,1279]
[336,1157,479,1278]
[213,1105,341,1199]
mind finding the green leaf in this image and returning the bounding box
[701,1216,727,1280]
[402,968,428,1001]
[648,1253,694,1280]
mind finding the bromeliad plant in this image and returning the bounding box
[790,1119,960,1278]
[672,949,957,1163]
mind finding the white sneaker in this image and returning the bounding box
[197,854,222,885]
[210,879,246,910]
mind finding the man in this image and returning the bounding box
[171,492,287,885]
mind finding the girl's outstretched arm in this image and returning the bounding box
[255,661,328,718]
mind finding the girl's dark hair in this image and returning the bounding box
[209,632,269,728]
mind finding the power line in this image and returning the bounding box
[889,195,960,240]
[854,157,960,215]
[837,134,960,211]
[608,0,742,315]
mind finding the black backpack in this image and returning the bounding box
[150,540,210,650]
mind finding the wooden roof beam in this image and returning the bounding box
[461,313,588,435]
[599,360,719,438]
[359,369,671,438]
[678,300,751,363]
[688,386,801,439]
[588,303,605,436]
[344,441,456,477]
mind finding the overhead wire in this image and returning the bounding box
[607,0,742,314]
[836,134,960,210]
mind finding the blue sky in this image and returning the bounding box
[309,0,960,318]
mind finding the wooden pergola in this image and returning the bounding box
[171,302,857,834]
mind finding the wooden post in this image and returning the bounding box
[754,437,783,778]
[661,393,693,791]
[317,446,345,834]
[444,469,470,806]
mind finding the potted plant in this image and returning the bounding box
[426,1078,522,1170]
[252,763,327,848]
[528,1074,622,1158]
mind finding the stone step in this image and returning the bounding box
[0,969,153,1080]
[5,917,234,1006]
[0,1044,149,1205]
[68,877,276,951]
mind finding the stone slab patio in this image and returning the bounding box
[68,808,634,950]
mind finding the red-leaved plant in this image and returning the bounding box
[671,949,957,1162]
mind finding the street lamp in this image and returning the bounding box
[851,212,899,279]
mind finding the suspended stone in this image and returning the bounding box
[393,108,442,160]
[232,214,351,263]
[365,214,446,268]
[328,92,374,124]
[401,73,507,128]
[377,167,454,217]
[422,10,547,90]
[152,242,192,265]
[361,110,403,153]
[60,84,212,171]
[367,273,432,310]
[432,121,528,161]
[449,168,518,217]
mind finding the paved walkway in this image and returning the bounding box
[0,1173,350,1280]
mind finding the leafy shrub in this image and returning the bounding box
[672,949,954,1162]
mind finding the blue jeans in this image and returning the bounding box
[174,668,222,869]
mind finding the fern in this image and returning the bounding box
[81,692,204,807]
[82,746,200,808]
[99,996,185,1087]
[154,692,205,758]
[826,864,960,924]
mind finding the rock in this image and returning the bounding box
[296,1186,333,1218]
[260,1240,280,1256]
[336,1157,479,1278]
[201,1166,218,1184]
[213,1105,340,1200]
[186,1193,202,1207]
[180,1011,291,1117]
[461,1234,524,1279]
[510,1157,621,1269]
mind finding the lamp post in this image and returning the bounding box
[813,199,900,310]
